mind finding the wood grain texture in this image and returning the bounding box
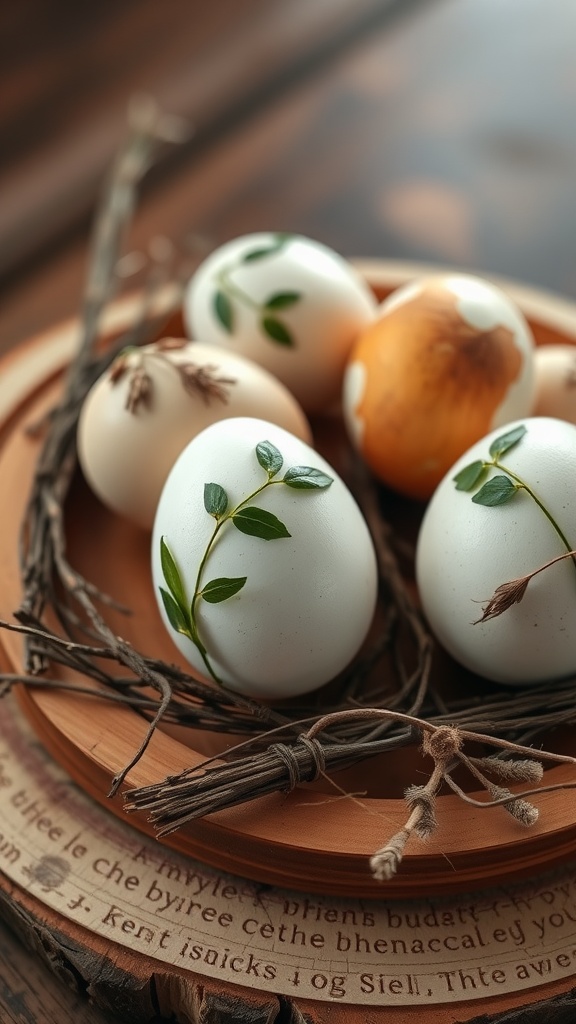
[0,0,406,282]
[3,0,576,350]
[0,890,128,1023]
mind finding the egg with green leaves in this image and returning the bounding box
[416,417,576,685]
[151,417,378,698]
[183,232,378,413]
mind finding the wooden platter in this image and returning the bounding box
[2,261,576,902]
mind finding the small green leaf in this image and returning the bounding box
[160,588,191,636]
[453,460,486,491]
[283,466,334,489]
[242,234,290,263]
[204,482,228,518]
[201,576,247,604]
[489,424,527,459]
[232,506,291,540]
[261,316,294,347]
[265,291,301,310]
[213,290,234,333]
[256,440,283,477]
[160,537,188,609]
[242,245,281,263]
[472,476,519,506]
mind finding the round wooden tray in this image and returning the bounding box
[2,260,576,900]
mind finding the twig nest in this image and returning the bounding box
[416,416,576,684]
[77,339,311,530]
[343,273,536,499]
[151,417,378,698]
[182,232,378,414]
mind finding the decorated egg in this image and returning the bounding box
[532,343,576,423]
[77,339,311,530]
[151,417,378,698]
[415,417,576,685]
[183,232,378,413]
[343,273,536,500]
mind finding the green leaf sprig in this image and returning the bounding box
[212,234,301,347]
[453,424,576,619]
[159,440,333,684]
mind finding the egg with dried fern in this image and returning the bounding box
[77,339,311,530]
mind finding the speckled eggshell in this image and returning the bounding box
[532,344,576,423]
[151,417,378,698]
[415,416,576,685]
[183,233,378,414]
[77,340,312,530]
[343,273,536,499]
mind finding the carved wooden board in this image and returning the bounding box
[3,691,576,1022]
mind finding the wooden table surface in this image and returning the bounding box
[3,0,576,1020]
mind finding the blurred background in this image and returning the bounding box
[3,0,576,352]
[2,1,576,1020]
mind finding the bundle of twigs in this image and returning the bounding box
[3,98,576,879]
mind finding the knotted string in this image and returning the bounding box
[270,735,327,791]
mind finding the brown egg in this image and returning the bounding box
[343,274,536,499]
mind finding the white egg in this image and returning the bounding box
[151,417,378,698]
[77,339,311,530]
[415,417,576,685]
[532,344,576,423]
[183,232,378,413]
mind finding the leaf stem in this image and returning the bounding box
[217,266,262,313]
[214,244,298,347]
[188,477,275,684]
[492,458,575,558]
[195,479,269,587]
